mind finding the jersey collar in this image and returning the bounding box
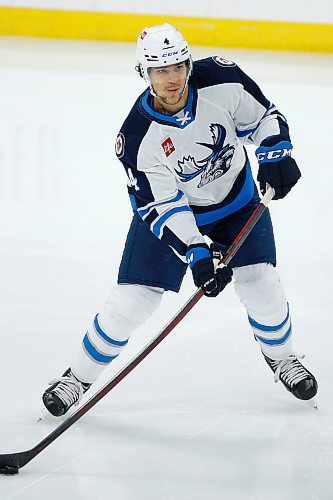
[138,81,197,129]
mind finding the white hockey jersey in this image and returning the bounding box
[115,56,291,259]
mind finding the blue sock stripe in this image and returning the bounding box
[255,325,292,346]
[83,334,118,364]
[248,306,289,332]
[94,315,129,347]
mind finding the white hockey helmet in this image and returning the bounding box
[136,23,193,83]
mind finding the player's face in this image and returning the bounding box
[149,62,188,106]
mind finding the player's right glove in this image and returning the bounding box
[186,244,233,297]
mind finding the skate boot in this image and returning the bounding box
[264,354,318,401]
[43,368,91,417]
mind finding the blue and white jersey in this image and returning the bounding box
[115,56,291,260]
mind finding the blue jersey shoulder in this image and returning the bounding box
[192,56,270,109]
[115,92,152,169]
[192,56,241,88]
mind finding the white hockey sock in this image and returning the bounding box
[71,284,163,383]
[233,263,293,360]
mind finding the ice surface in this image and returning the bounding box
[0,37,332,500]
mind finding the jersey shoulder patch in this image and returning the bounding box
[115,132,125,159]
[212,56,236,68]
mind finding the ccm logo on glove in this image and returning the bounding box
[256,140,292,164]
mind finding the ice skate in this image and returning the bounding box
[264,353,318,402]
[43,368,91,417]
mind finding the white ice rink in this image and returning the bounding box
[0,37,332,500]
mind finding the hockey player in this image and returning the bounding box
[43,24,317,416]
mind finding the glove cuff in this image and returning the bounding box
[256,140,293,164]
[186,244,210,270]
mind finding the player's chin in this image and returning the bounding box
[163,92,182,105]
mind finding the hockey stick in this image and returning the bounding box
[0,186,275,475]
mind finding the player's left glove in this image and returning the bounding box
[256,139,301,200]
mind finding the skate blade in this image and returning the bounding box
[37,407,60,423]
[37,408,49,423]
[305,397,318,410]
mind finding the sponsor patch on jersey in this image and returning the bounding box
[161,137,175,157]
[115,133,125,158]
[213,56,236,68]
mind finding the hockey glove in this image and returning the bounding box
[256,139,301,200]
[186,244,233,297]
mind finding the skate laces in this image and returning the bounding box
[271,354,308,387]
[48,373,84,408]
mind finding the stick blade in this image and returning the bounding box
[0,451,32,474]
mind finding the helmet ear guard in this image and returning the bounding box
[135,63,145,79]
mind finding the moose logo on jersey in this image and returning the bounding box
[176,124,235,188]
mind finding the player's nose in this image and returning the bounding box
[168,69,181,84]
